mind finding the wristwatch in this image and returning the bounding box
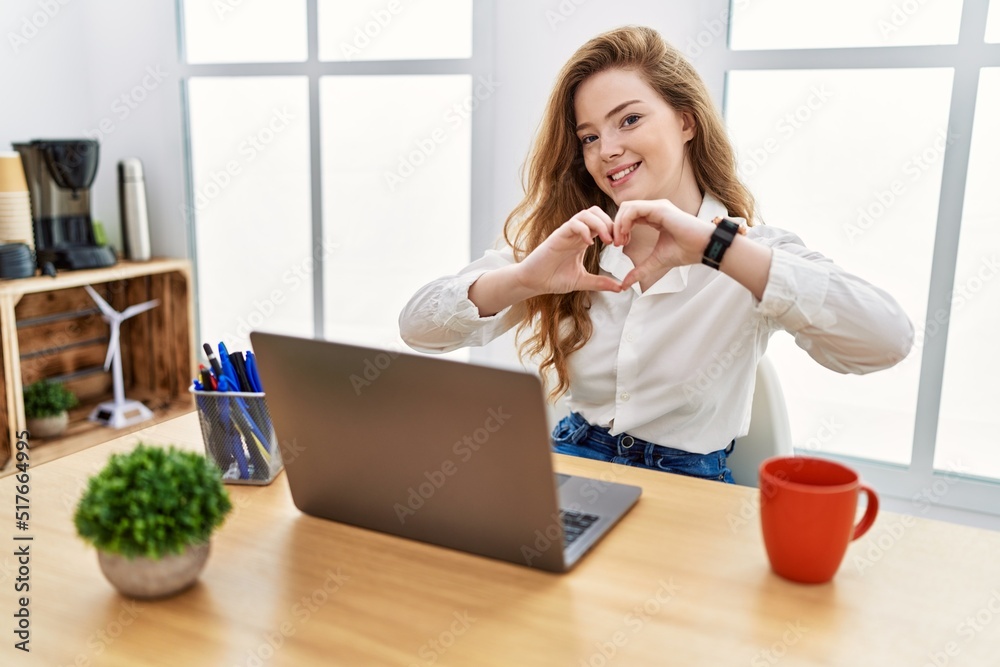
[701,217,743,270]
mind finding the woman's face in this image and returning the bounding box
[574,68,696,206]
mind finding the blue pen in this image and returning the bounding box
[219,342,271,479]
[214,368,250,479]
[218,342,241,390]
[242,350,274,448]
[245,351,264,392]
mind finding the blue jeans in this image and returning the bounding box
[551,412,735,483]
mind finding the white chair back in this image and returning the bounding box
[729,356,793,487]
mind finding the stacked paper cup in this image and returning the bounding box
[0,152,35,250]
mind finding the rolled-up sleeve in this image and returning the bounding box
[754,227,915,374]
[399,247,527,353]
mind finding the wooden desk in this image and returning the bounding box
[2,413,998,666]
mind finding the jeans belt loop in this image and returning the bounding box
[620,435,635,449]
[569,416,590,444]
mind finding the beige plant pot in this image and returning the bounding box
[26,411,68,438]
[97,542,211,599]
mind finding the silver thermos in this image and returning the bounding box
[118,157,151,261]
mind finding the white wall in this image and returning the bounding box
[1,0,188,259]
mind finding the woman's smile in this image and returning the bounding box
[608,161,641,188]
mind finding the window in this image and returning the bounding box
[724,0,1000,519]
[729,0,964,49]
[934,68,1000,479]
[180,0,483,359]
[726,67,952,466]
[319,75,472,347]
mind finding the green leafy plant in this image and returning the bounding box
[23,379,78,418]
[74,443,233,559]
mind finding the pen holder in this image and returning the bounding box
[190,388,284,485]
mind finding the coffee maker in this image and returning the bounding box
[13,139,117,270]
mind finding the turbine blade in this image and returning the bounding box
[105,324,120,371]
[84,285,118,319]
[120,299,160,320]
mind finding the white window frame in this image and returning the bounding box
[715,0,1000,526]
[176,0,494,338]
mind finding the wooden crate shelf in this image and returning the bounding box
[0,259,196,469]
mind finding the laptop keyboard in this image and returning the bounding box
[561,509,600,547]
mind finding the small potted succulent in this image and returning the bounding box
[73,443,233,599]
[23,378,78,438]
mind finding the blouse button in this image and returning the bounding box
[620,391,631,402]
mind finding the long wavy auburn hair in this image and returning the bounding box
[504,25,756,399]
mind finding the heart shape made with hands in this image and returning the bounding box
[613,200,723,290]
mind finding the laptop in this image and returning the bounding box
[250,331,642,573]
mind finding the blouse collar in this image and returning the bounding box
[599,192,731,295]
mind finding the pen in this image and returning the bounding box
[245,351,264,392]
[219,342,270,479]
[229,351,252,392]
[200,367,215,392]
[203,342,224,379]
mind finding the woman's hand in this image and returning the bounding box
[513,206,625,296]
[613,199,714,290]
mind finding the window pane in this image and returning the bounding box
[988,0,1000,43]
[730,0,964,50]
[320,75,471,353]
[726,68,954,465]
[935,68,1000,479]
[188,77,313,350]
[183,0,306,63]
[318,0,472,61]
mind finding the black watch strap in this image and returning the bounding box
[702,217,740,270]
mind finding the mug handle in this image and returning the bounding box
[851,484,879,541]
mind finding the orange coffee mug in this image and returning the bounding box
[759,456,878,584]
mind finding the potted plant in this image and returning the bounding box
[73,443,233,599]
[23,378,78,438]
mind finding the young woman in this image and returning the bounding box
[399,25,913,483]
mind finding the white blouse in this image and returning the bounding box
[399,193,914,454]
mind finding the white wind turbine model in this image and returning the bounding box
[84,284,160,428]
